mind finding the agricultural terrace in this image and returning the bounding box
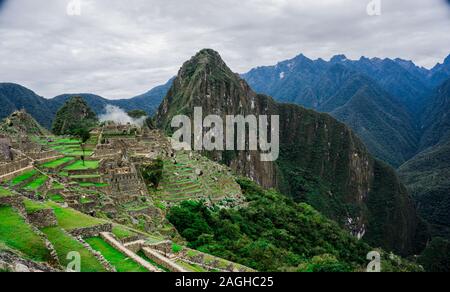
[0,205,52,262]
[64,160,100,171]
[46,201,105,231]
[41,227,107,272]
[85,237,148,272]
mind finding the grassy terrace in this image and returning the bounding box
[47,201,105,230]
[10,170,37,186]
[112,225,137,240]
[41,227,107,272]
[48,194,65,203]
[70,174,101,179]
[64,160,100,171]
[137,251,170,272]
[85,237,148,272]
[52,181,65,190]
[0,206,51,262]
[176,260,208,272]
[23,199,51,214]
[0,186,13,198]
[41,157,75,169]
[78,182,109,188]
[23,175,48,191]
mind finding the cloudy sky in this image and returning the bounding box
[0,0,449,99]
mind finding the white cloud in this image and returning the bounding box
[0,0,449,99]
[99,105,147,126]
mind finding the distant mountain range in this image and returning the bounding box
[242,53,450,167]
[0,78,173,129]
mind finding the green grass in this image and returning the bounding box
[64,160,99,171]
[137,251,170,272]
[23,175,48,191]
[79,182,108,188]
[172,243,183,253]
[10,170,37,186]
[85,237,148,272]
[112,225,136,240]
[0,187,12,198]
[176,260,207,272]
[41,157,74,169]
[52,181,65,190]
[41,226,106,272]
[23,199,50,214]
[0,206,51,262]
[49,194,65,203]
[47,201,105,230]
[70,174,101,179]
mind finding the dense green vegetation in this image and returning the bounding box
[399,141,450,239]
[418,237,450,272]
[167,178,371,272]
[141,158,164,188]
[85,237,148,272]
[0,206,51,262]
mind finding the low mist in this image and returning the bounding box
[99,105,147,126]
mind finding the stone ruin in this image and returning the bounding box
[100,157,146,204]
[0,135,13,162]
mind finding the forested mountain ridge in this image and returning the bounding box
[399,78,450,239]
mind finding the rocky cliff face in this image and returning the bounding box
[156,49,427,255]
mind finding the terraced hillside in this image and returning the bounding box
[156,151,243,206]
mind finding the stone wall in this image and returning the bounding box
[0,251,60,272]
[142,247,188,272]
[68,223,112,238]
[0,158,31,176]
[0,194,22,207]
[26,208,57,229]
[28,150,61,161]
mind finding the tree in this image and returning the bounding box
[73,127,91,165]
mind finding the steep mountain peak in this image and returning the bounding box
[330,54,348,63]
[177,48,236,83]
[292,53,313,63]
[184,49,226,69]
[52,96,98,135]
